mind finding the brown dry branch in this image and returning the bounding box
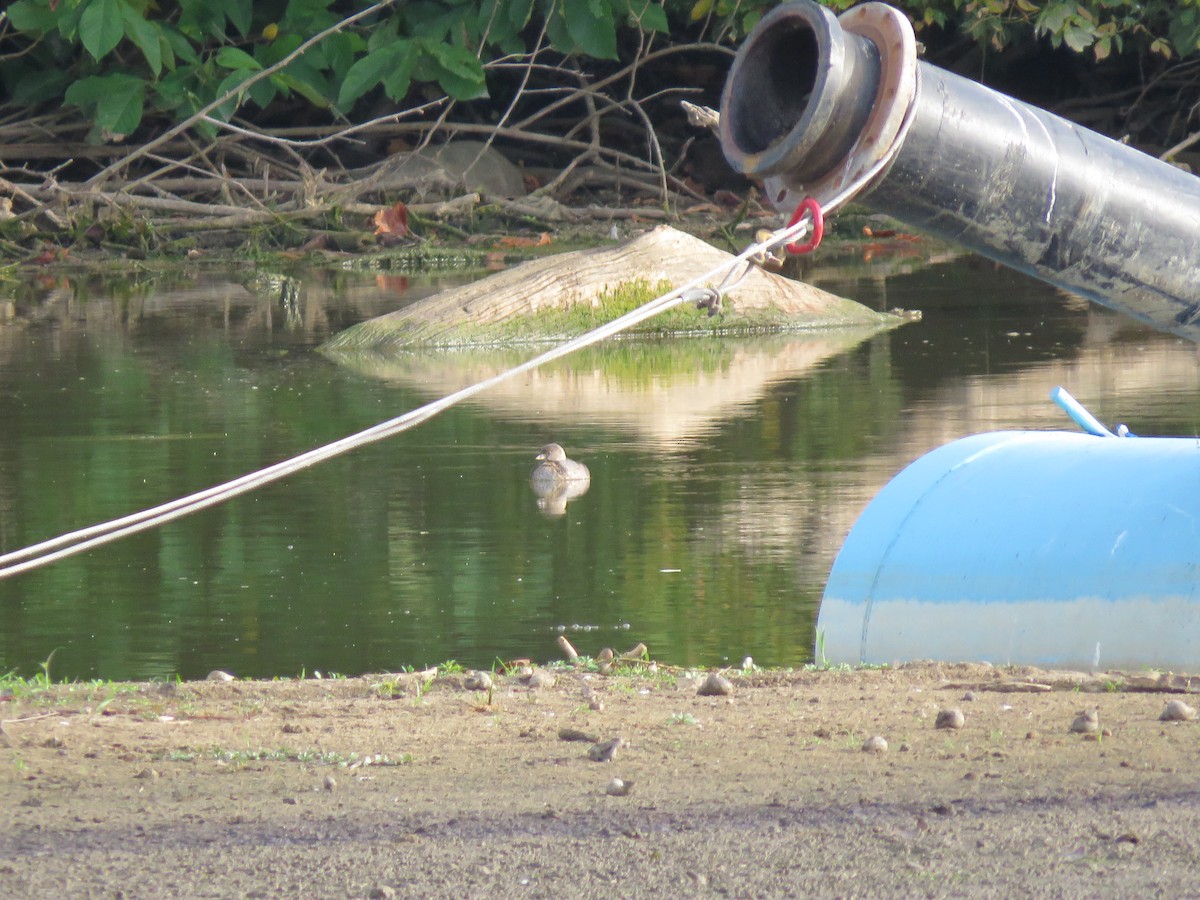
[0,16,737,256]
[82,0,403,189]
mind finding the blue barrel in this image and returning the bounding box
[818,430,1200,670]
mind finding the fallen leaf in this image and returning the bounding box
[28,244,67,265]
[372,202,410,244]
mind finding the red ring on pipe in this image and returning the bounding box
[785,197,824,255]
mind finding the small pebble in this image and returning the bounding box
[463,671,493,692]
[369,887,397,900]
[206,670,234,682]
[935,708,965,730]
[961,691,976,702]
[526,669,555,689]
[1070,708,1100,734]
[697,673,733,697]
[1160,699,1197,722]
[323,775,337,792]
[588,737,623,762]
[605,777,633,797]
[862,735,888,754]
[597,648,615,662]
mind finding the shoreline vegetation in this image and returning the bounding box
[5,1,1200,265]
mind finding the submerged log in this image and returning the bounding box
[322,225,903,351]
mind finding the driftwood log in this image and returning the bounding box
[322,225,902,351]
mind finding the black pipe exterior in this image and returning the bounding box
[720,1,1200,339]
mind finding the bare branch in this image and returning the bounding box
[85,0,400,188]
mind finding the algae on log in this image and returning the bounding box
[321,226,901,351]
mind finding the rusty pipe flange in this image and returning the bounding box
[719,1,918,214]
[718,2,882,184]
[767,3,919,214]
[768,2,916,214]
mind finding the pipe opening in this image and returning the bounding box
[728,23,819,157]
[720,1,883,182]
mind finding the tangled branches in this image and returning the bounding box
[0,25,738,258]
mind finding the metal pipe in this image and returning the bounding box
[719,1,1200,340]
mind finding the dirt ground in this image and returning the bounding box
[3,661,1199,898]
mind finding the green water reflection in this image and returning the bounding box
[2,256,1198,680]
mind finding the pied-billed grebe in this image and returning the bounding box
[531,443,590,488]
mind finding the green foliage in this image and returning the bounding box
[11,0,1192,146]
[904,0,1200,61]
[0,0,670,141]
[684,0,1200,62]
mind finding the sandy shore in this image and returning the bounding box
[3,661,1198,897]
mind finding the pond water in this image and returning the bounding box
[2,246,1199,681]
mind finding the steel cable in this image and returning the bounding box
[0,123,913,580]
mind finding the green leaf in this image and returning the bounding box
[258,33,304,66]
[80,0,127,61]
[274,70,333,109]
[1061,23,1096,53]
[249,77,277,109]
[65,75,118,106]
[9,67,71,105]
[281,0,341,34]
[213,68,256,119]
[1035,1,1075,37]
[218,0,252,37]
[630,2,669,32]
[161,25,199,65]
[564,0,618,59]
[215,46,263,70]
[507,0,535,31]
[152,69,193,113]
[425,42,483,84]
[403,2,459,41]
[383,51,417,102]
[422,41,487,100]
[6,0,58,32]
[121,4,163,76]
[316,32,365,79]
[98,81,146,136]
[336,41,410,110]
[65,73,145,136]
[544,4,573,53]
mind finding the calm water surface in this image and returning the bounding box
[2,250,1199,680]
